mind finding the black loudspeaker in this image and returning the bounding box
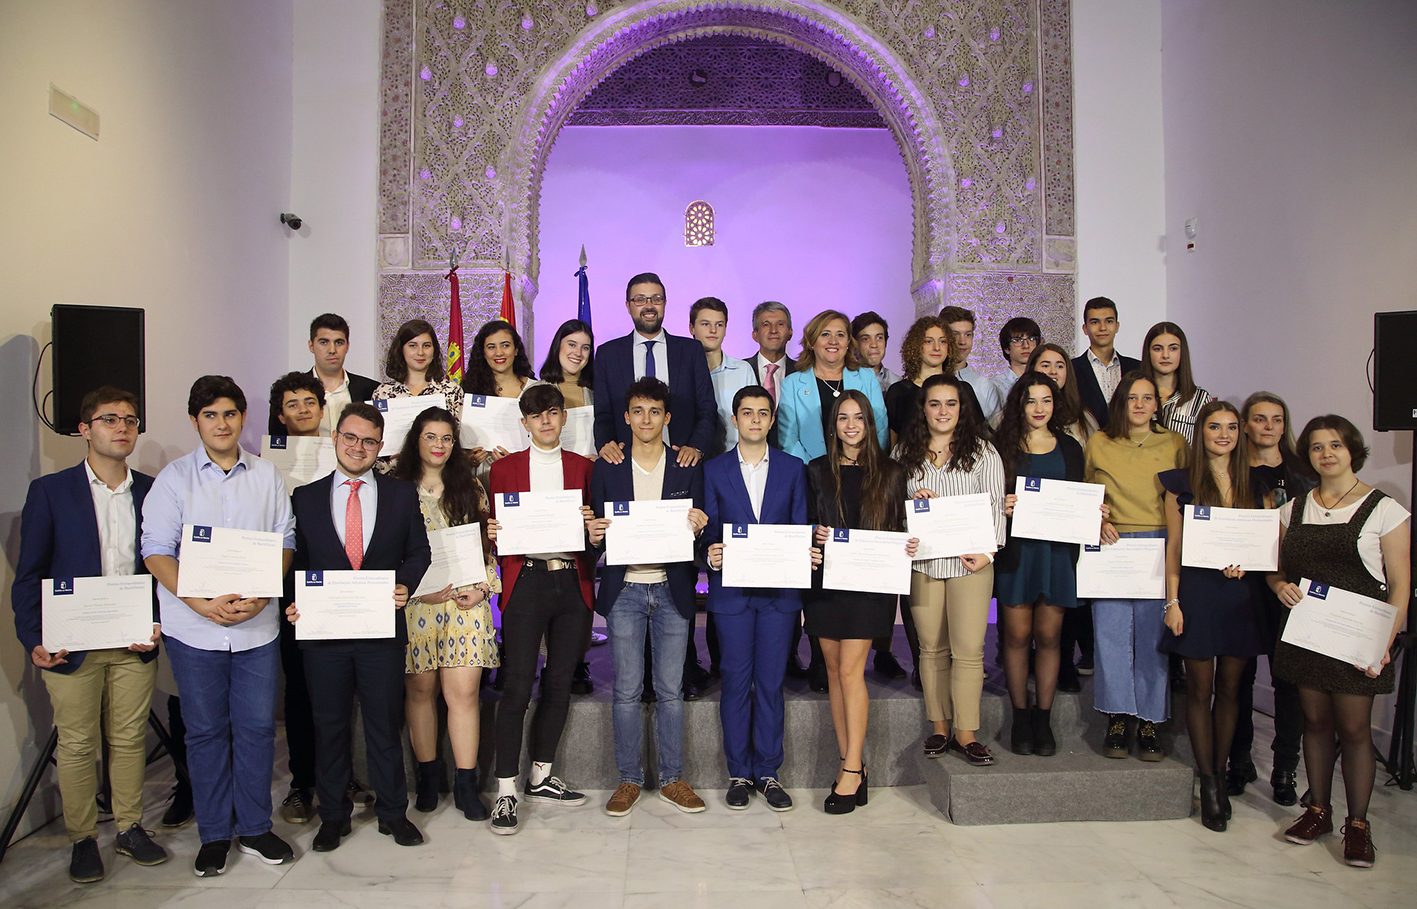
[51,304,146,436]
[1374,310,1417,432]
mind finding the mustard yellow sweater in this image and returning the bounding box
[1084,428,1189,533]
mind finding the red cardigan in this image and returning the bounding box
[488,448,596,611]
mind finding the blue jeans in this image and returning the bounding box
[1092,529,1171,723]
[607,582,690,785]
[163,635,279,843]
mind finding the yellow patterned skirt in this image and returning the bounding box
[405,595,500,673]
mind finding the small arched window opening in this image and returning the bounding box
[684,200,715,247]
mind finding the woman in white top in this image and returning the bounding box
[538,319,596,457]
[1140,322,1212,442]
[462,319,539,466]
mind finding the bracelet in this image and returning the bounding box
[1163,598,1179,610]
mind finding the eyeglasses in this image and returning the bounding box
[421,433,455,445]
[1008,336,1040,346]
[87,414,141,429]
[339,432,383,450]
[629,294,666,305]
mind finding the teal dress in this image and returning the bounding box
[993,446,1078,608]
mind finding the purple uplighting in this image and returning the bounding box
[1022,81,1033,93]
[453,115,464,128]
[961,177,973,188]
[959,75,970,87]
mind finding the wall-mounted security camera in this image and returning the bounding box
[280,213,303,230]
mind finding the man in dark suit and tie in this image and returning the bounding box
[1071,296,1141,428]
[269,313,380,436]
[12,387,166,883]
[286,402,431,851]
[700,385,816,812]
[746,302,796,442]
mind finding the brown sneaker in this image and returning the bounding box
[605,782,641,817]
[1342,816,1375,867]
[1284,803,1333,845]
[658,780,707,813]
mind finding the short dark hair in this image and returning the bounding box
[518,382,565,416]
[624,376,671,413]
[268,371,325,423]
[732,384,775,415]
[187,376,247,417]
[1083,297,1118,319]
[999,317,1042,358]
[625,272,665,301]
[1297,414,1370,473]
[851,311,889,340]
[79,386,140,425]
[383,319,445,383]
[337,401,385,434]
[938,305,975,326]
[309,313,350,341]
[689,296,728,325]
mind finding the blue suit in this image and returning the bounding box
[700,447,808,782]
[775,367,889,463]
[592,331,717,455]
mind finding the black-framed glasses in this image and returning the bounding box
[629,294,666,305]
[87,414,141,429]
[1008,335,1041,346]
[339,432,382,450]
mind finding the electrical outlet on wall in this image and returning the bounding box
[1184,217,1199,252]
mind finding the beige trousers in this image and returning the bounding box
[909,567,994,730]
[43,649,157,841]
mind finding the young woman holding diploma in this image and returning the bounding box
[373,319,464,422]
[463,320,539,466]
[392,407,499,821]
[1266,415,1409,867]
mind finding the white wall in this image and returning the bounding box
[0,0,294,838]
[537,125,914,371]
[1072,0,1169,357]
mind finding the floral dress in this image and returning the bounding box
[405,483,501,673]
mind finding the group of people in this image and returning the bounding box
[12,279,1408,884]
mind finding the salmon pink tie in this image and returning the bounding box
[764,362,779,402]
[344,479,364,570]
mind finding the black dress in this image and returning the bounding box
[1157,470,1269,660]
[803,459,907,640]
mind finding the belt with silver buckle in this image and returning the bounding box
[523,557,576,572]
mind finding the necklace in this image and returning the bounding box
[1316,478,1362,517]
[822,377,844,398]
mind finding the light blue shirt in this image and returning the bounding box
[330,468,377,555]
[708,354,756,456]
[988,370,1023,413]
[956,363,1002,421]
[141,446,296,652]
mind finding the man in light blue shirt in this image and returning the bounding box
[940,305,1003,422]
[689,296,755,459]
[988,316,1041,410]
[142,376,296,877]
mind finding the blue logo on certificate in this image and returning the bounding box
[270,436,288,449]
[1084,544,1101,552]
[191,526,213,543]
[732,525,749,538]
[833,529,850,543]
[1308,582,1329,600]
[306,571,324,587]
[1024,477,1042,492]
[1194,506,1211,520]
[468,395,487,407]
[502,493,520,507]
[53,579,74,595]
[613,502,630,516]
[374,399,389,412]
[913,499,931,513]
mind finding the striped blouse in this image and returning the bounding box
[1160,387,1212,443]
[896,442,1007,580]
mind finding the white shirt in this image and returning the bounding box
[84,460,137,578]
[631,330,671,387]
[331,468,377,554]
[737,445,770,520]
[1086,349,1123,407]
[528,442,576,561]
[708,354,755,455]
[315,368,353,436]
[624,445,668,584]
[753,352,790,403]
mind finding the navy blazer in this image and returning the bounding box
[12,462,157,673]
[699,448,808,615]
[291,471,432,648]
[1072,352,1140,428]
[592,332,717,454]
[590,447,704,621]
[267,371,379,437]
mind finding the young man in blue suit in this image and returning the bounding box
[701,386,819,811]
[12,387,165,883]
[587,378,709,817]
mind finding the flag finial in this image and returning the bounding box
[579,244,587,268]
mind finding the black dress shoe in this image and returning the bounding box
[1226,760,1258,796]
[873,651,907,680]
[726,777,752,810]
[756,777,793,811]
[786,655,809,679]
[948,738,994,766]
[923,733,950,758]
[312,818,352,852]
[377,816,424,846]
[682,679,701,701]
[161,781,194,828]
[69,837,104,883]
[571,661,594,695]
[1271,769,1299,806]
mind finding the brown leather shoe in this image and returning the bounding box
[1284,803,1333,845]
[658,780,707,813]
[1342,816,1375,867]
[606,782,641,817]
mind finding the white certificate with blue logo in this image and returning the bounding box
[721,524,812,589]
[175,525,285,599]
[294,570,397,640]
[823,528,913,596]
[1281,578,1398,672]
[261,435,338,494]
[1181,505,1280,571]
[906,494,997,561]
[605,500,694,566]
[416,524,486,598]
[375,394,448,457]
[1010,477,1105,546]
[42,576,155,653]
[494,490,586,556]
[1075,539,1167,599]
[560,406,596,458]
[459,394,530,454]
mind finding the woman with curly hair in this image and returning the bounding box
[884,315,956,445]
[461,319,540,464]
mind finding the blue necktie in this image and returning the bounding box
[644,340,658,379]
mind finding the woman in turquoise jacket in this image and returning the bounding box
[777,309,889,461]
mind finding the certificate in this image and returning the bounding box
[1011,477,1105,546]
[1075,539,1166,599]
[1281,578,1398,672]
[460,394,530,454]
[606,500,694,566]
[294,570,396,640]
[1182,505,1280,571]
[375,394,447,457]
[823,528,913,596]
[176,525,284,598]
[561,406,596,458]
[721,524,812,589]
[261,435,337,494]
[495,490,586,556]
[907,494,997,561]
[42,576,154,653]
[416,524,487,597]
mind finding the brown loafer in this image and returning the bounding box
[949,737,994,766]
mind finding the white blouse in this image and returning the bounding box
[897,443,1006,580]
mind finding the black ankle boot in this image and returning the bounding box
[1198,773,1227,832]
[1032,707,1057,756]
[454,768,488,821]
[1010,707,1034,755]
[414,760,442,813]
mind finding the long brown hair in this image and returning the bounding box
[1188,400,1256,508]
[824,390,899,531]
[1104,371,1166,440]
[899,315,957,381]
[1026,343,1087,437]
[994,373,1067,486]
[896,374,989,474]
[1141,321,1199,406]
[391,407,492,550]
[383,319,446,384]
[795,310,860,373]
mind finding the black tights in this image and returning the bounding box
[1299,687,1377,819]
[1183,656,1246,775]
[1001,602,1065,710]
